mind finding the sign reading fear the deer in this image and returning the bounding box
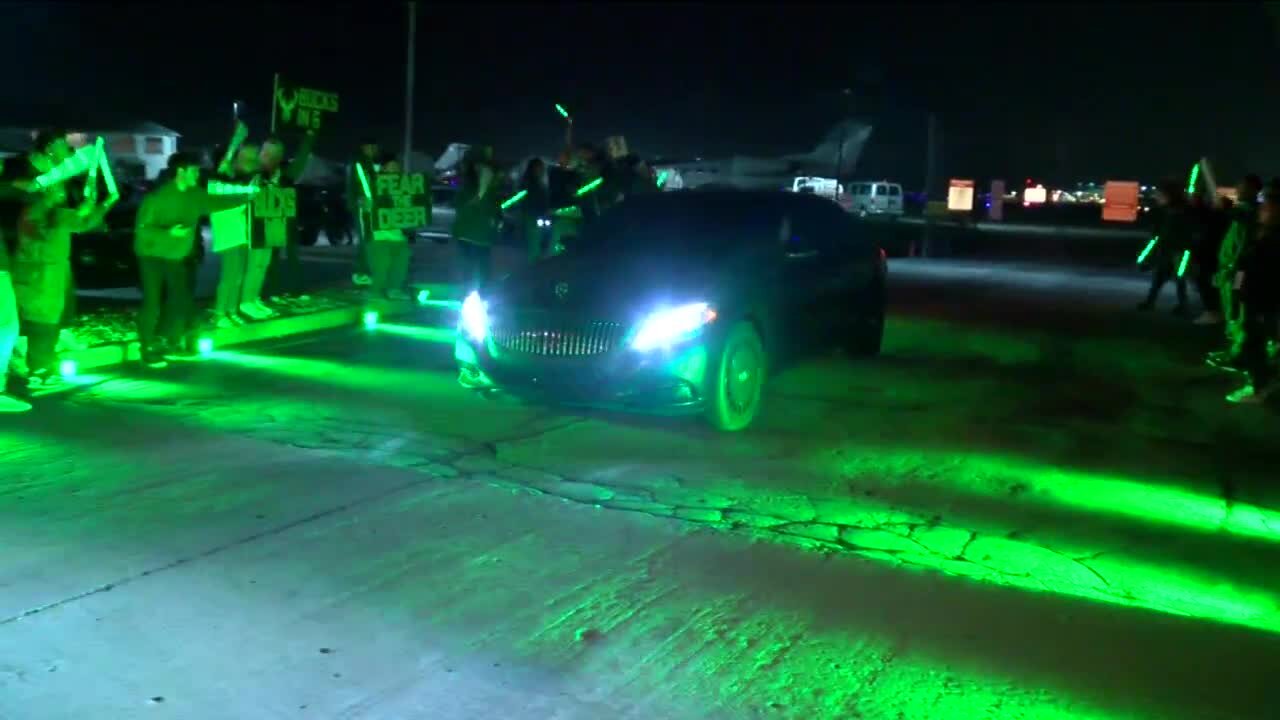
[373,173,430,231]
[271,74,340,133]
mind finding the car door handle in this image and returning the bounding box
[785,250,818,260]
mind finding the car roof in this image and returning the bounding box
[622,189,834,215]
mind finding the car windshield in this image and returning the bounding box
[582,193,780,255]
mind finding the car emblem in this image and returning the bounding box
[554,282,569,301]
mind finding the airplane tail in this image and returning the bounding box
[793,120,873,177]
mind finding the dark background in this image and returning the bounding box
[2,1,1277,188]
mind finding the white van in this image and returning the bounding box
[847,181,904,216]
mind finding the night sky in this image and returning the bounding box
[2,1,1277,188]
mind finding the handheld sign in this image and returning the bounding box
[1102,181,1140,223]
[373,172,430,230]
[947,179,975,212]
[272,74,340,133]
[254,185,297,219]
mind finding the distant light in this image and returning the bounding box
[363,311,380,328]
[197,337,214,354]
[59,359,77,378]
[555,103,570,119]
[416,289,431,305]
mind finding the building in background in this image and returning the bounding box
[0,120,180,181]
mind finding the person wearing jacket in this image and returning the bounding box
[1137,181,1193,316]
[1208,174,1263,370]
[1226,193,1280,404]
[0,162,34,412]
[347,139,380,287]
[367,156,413,299]
[258,131,315,304]
[451,146,501,291]
[1190,192,1230,325]
[518,157,551,261]
[208,140,259,326]
[134,152,255,368]
[13,175,114,387]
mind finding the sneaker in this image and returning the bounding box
[1227,383,1277,404]
[0,394,32,413]
[1193,311,1223,326]
[26,370,61,390]
[239,302,270,320]
[252,300,279,318]
[142,353,169,369]
[352,273,372,287]
[165,348,200,362]
[214,314,237,330]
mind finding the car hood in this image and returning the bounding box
[491,250,724,319]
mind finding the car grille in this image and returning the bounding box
[491,318,626,357]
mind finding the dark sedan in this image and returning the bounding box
[454,190,887,431]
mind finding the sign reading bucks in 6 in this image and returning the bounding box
[255,186,297,219]
[373,173,430,230]
[272,74,340,132]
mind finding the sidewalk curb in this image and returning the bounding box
[70,298,429,373]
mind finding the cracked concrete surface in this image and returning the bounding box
[2,260,1279,720]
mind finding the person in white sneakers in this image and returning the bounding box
[209,132,258,327]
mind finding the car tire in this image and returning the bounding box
[846,275,885,356]
[704,320,766,432]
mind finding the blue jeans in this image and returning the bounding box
[0,271,18,393]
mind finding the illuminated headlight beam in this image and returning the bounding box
[631,302,717,351]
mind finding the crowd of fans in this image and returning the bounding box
[1139,174,1280,404]
[0,126,663,413]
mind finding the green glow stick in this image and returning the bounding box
[656,170,668,188]
[1136,235,1159,264]
[98,147,118,199]
[1177,249,1191,278]
[32,145,97,188]
[575,177,603,196]
[555,103,569,119]
[208,180,259,195]
[501,189,527,210]
[1186,163,1200,195]
[356,163,373,201]
[85,137,104,199]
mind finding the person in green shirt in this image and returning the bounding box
[134,152,255,367]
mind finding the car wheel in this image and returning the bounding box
[704,320,766,432]
[846,276,885,356]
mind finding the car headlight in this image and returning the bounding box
[460,291,489,343]
[631,302,717,352]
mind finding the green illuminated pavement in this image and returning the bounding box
[1,260,1277,719]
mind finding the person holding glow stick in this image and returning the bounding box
[1137,180,1192,317]
[208,122,258,327]
[1226,193,1280,404]
[12,164,115,388]
[134,152,255,368]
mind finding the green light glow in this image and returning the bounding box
[363,311,380,328]
[418,298,461,311]
[58,359,77,378]
[98,145,118,199]
[656,170,668,188]
[575,177,603,196]
[1186,163,1200,195]
[208,180,259,196]
[197,337,215,355]
[1136,235,1158,264]
[375,323,455,344]
[32,145,97,189]
[416,289,431,304]
[356,163,373,201]
[500,189,527,210]
[555,103,569,119]
[839,450,1280,545]
[86,137,104,198]
[1176,249,1191,278]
